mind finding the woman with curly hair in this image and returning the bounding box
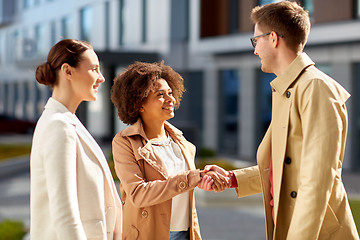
[111,61,229,240]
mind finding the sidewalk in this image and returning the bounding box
[1,134,360,240]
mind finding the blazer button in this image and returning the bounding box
[141,210,148,218]
[284,157,292,164]
[290,191,297,198]
[179,181,186,189]
[286,91,291,98]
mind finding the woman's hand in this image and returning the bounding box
[197,172,213,191]
[205,171,230,192]
[198,168,231,192]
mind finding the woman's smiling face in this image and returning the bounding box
[71,49,105,102]
[140,78,176,122]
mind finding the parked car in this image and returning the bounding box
[0,115,36,134]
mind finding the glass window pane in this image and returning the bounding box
[61,16,71,39]
[317,64,332,76]
[255,71,274,146]
[80,6,92,42]
[24,0,33,9]
[219,69,240,156]
[259,0,282,6]
[303,0,314,17]
[122,0,142,45]
[0,35,2,64]
[50,21,57,45]
[35,24,46,55]
[354,63,360,171]
[105,1,110,48]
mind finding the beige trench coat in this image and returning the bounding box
[234,53,359,240]
[112,119,202,240]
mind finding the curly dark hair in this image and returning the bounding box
[111,61,185,125]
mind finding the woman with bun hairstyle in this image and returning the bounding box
[30,39,122,240]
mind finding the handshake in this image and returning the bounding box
[198,165,231,192]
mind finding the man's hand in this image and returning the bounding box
[204,165,230,178]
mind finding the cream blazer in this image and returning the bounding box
[234,53,359,240]
[30,98,122,240]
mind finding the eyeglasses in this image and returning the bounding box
[250,32,284,48]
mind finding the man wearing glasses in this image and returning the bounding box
[201,1,359,239]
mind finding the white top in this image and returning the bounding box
[151,135,190,231]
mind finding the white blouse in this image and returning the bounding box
[151,135,190,231]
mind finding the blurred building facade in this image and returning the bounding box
[1,0,360,171]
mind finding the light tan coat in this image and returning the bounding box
[31,98,122,240]
[234,53,359,240]
[112,119,202,240]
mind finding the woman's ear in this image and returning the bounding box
[139,107,144,113]
[60,63,73,79]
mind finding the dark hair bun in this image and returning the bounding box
[35,62,56,86]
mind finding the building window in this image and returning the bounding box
[0,35,2,65]
[303,0,314,16]
[23,0,33,9]
[259,0,282,5]
[218,69,240,156]
[50,21,57,45]
[122,0,142,45]
[80,6,92,42]
[316,64,332,76]
[118,0,124,45]
[61,16,71,39]
[105,1,110,48]
[200,0,233,38]
[35,24,46,55]
[141,0,147,43]
[353,63,360,171]
[255,71,274,147]
[7,30,19,62]
[170,0,189,41]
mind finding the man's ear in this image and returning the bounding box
[60,63,73,79]
[271,32,280,48]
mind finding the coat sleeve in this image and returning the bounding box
[112,134,201,208]
[42,119,87,239]
[286,79,348,239]
[233,165,262,198]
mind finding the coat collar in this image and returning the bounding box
[121,118,193,178]
[44,97,77,126]
[270,52,314,96]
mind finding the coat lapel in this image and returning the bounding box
[74,118,120,201]
[271,89,292,223]
[138,140,169,178]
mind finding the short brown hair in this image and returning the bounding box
[111,61,185,125]
[251,1,310,51]
[35,39,92,87]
